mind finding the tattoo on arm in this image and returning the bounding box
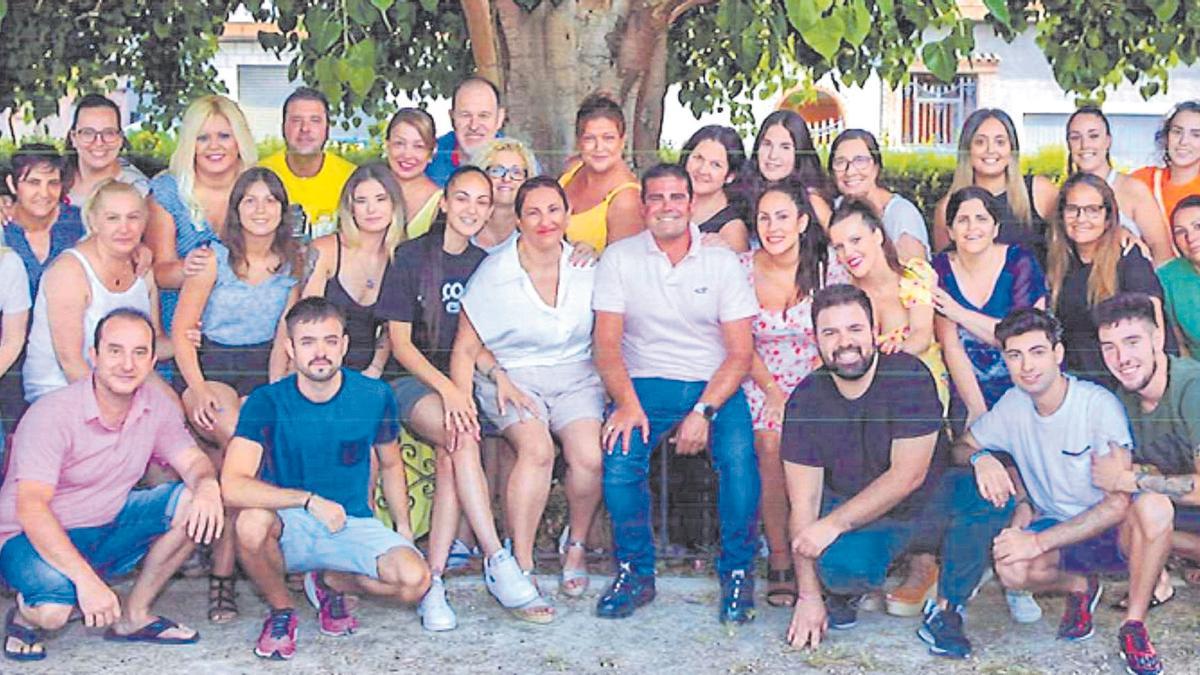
[1135,473,1197,501]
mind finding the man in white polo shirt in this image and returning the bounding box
[592,163,759,624]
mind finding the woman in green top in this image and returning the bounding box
[1160,195,1200,357]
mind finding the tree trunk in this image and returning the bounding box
[480,0,697,176]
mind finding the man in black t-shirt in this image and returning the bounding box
[782,284,1010,660]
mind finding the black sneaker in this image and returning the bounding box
[917,600,971,659]
[595,563,656,619]
[825,593,859,630]
[718,569,756,624]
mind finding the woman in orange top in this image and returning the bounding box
[559,94,642,251]
[1132,101,1200,230]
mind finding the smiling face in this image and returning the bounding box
[831,137,879,198]
[90,315,156,397]
[350,178,393,235]
[90,189,147,256]
[517,185,567,249]
[283,98,329,157]
[441,171,493,239]
[72,106,123,173]
[486,148,529,208]
[949,198,999,255]
[1061,182,1109,248]
[8,163,63,221]
[578,117,624,174]
[287,316,348,383]
[1001,329,1064,397]
[236,180,284,239]
[685,139,732,198]
[1172,204,1200,263]
[755,190,808,256]
[451,81,504,155]
[1098,317,1160,393]
[193,113,241,176]
[386,121,434,181]
[641,175,693,242]
[969,117,1013,180]
[757,123,796,182]
[1167,109,1200,171]
[1067,113,1111,174]
[829,212,885,279]
[815,301,876,380]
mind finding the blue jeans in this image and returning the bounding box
[603,378,759,577]
[818,468,1011,606]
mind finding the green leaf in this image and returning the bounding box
[370,0,394,11]
[420,0,438,12]
[842,0,870,47]
[347,38,377,68]
[921,40,956,82]
[0,0,9,29]
[1151,0,1179,23]
[802,14,845,61]
[983,0,1010,26]
[347,64,376,97]
[785,0,818,31]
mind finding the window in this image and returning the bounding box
[900,74,977,146]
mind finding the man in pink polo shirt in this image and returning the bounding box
[0,308,223,662]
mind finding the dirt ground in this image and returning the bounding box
[8,570,1198,674]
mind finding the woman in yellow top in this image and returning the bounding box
[385,107,442,239]
[559,94,642,251]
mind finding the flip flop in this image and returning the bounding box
[103,616,200,645]
[1109,586,1176,612]
[3,607,45,661]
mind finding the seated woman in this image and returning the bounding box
[0,245,30,437]
[471,138,539,253]
[23,180,167,402]
[829,129,929,261]
[376,166,543,630]
[64,94,150,206]
[1066,106,1173,263]
[933,187,1047,429]
[680,125,750,251]
[385,108,442,239]
[1159,195,1200,357]
[560,93,642,251]
[452,177,605,601]
[172,167,302,625]
[302,164,407,376]
[1047,172,1175,388]
[740,184,846,607]
[744,110,833,228]
[1132,101,1200,230]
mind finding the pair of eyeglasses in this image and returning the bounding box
[486,165,527,181]
[1063,204,1106,219]
[831,155,873,173]
[73,127,122,144]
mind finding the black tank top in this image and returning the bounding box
[993,175,1048,264]
[695,203,743,234]
[324,238,385,371]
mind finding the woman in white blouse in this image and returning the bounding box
[451,176,604,603]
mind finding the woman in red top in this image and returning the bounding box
[1132,101,1200,233]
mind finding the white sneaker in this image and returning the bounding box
[1005,589,1043,624]
[418,577,458,632]
[484,549,539,609]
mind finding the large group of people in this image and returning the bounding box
[0,78,1199,675]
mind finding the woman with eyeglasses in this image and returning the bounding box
[470,139,537,253]
[385,108,442,240]
[829,129,929,261]
[1048,172,1175,387]
[1133,101,1200,236]
[64,95,149,206]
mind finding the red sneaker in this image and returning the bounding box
[303,571,359,636]
[1057,575,1101,641]
[253,608,297,660]
[1118,620,1164,675]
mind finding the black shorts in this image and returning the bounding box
[198,338,272,397]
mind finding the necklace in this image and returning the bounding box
[365,278,377,290]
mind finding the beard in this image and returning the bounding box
[298,357,338,382]
[1119,357,1158,395]
[824,344,876,380]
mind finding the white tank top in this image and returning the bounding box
[1107,169,1143,238]
[22,248,151,401]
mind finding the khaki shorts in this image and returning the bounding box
[474,360,605,433]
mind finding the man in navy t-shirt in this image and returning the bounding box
[222,297,430,661]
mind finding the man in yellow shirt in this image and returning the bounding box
[260,87,356,239]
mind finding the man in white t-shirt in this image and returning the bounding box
[592,163,758,624]
[953,308,1170,675]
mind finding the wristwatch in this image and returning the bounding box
[692,402,718,422]
[969,449,993,466]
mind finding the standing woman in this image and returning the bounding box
[1133,101,1200,233]
[680,125,750,251]
[471,138,539,253]
[3,145,86,299]
[64,94,150,206]
[560,93,642,251]
[376,166,544,630]
[741,185,846,607]
[745,110,833,228]
[146,95,257,335]
[1047,172,1174,387]
[933,109,1058,259]
[829,129,930,261]
[302,163,406,376]
[1066,106,1173,263]
[385,107,442,240]
[453,177,605,601]
[172,167,303,624]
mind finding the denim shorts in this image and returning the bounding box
[198,338,272,397]
[390,375,498,437]
[0,482,184,606]
[1027,516,1126,574]
[278,508,419,578]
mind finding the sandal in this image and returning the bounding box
[1110,586,1176,611]
[208,574,239,624]
[3,607,45,662]
[512,571,555,624]
[559,537,590,598]
[103,616,199,644]
[765,567,797,608]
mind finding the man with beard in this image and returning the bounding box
[222,297,430,660]
[954,307,1170,675]
[783,284,1009,659]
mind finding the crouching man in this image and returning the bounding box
[222,297,430,660]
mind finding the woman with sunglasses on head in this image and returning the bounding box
[829,129,929,261]
[64,95,149,207]
[745,110,834,229]
[680,125,751,251]
[1066,106,1173,264]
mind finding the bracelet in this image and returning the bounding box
[480,362,506,381]
[303,492,314,511]
[969,449,993,466]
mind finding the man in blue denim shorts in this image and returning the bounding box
[223,297,430,660]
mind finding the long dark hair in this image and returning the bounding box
[1155,100,1200,167]
[747,110,832,202]
[945,186,1005,234]
[756,184,830,303]
[417,165,492,356]
[680,125,746,185]
[1065,106,1113,174]
[224,167,302,280]
[827,128,884,187]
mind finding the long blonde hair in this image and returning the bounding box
[1047,172,1122,309]
[337,163,408,259]
[949,109,1031,226]
[168,95,257,228]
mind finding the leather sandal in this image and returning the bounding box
[208,574,239,624]
[765,567,797,608]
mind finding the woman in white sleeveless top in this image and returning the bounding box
[23,180,167,401]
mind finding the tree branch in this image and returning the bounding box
[664,0,715,26]
[461,0,503,89]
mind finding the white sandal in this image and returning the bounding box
[512,571,556,624]
[559,538,590,598]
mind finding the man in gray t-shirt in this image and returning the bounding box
[954,308,1170,675]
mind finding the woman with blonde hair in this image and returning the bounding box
[385,108,442,239]
[933,109,1058,260]
[301,163,407,376]
[470,138,538,252]
[146,95,257,334]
